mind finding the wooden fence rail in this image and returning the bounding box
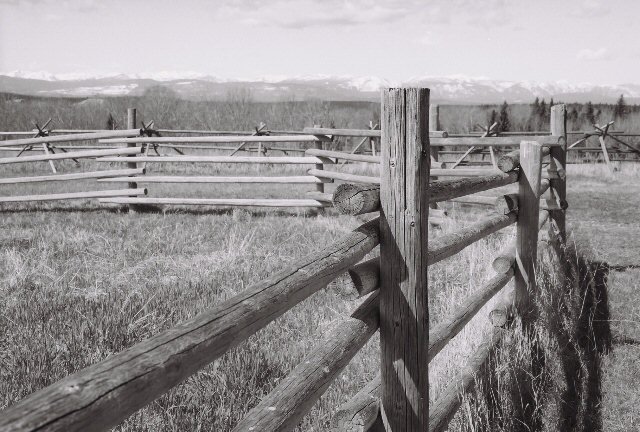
[0,95,570,432]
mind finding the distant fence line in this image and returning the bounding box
[0,91,574,431]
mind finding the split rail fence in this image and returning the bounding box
[0,88,569,431]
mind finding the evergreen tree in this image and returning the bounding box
[498,101,511,132]
[528,97,541,131]
[549,97,554,108]
[539,98,547,120]
[614,94,627,120]
[488,109,497,129]
[568,106,579,130]
[583,101,595,124]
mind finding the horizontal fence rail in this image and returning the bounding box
[0,218,380,432]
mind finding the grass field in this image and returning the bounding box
[1,162,638,431]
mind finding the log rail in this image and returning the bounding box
[0,97,569,432]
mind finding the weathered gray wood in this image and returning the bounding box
[333,184,382,215]
[348,258,381,297]
[302,127,448,138]
[126,109,138,191]
[98,175,330,184]
[233,292,380,432]
[429,213,517,264]
[549,106,568,244]
[305,148,380,164]
[515,141,543,311]
[100,135,330,144]
[429,172,518,203]
[312,134,326,197]
[98,197,329,208]
[379,88,430,431]
[334,271,513,431]
[99,155,332,164]
[494,193,519,215]
[429,104,442,210]
[41,143,57,173]
[0,218,380,432]
[491,210,550,274]
[0,188,147,203]
[228,123,267,156]
[0,168,144,185]
[428,330,505,432]
[0,147,142,165]
[449,195,496,206]
[333,173,518,215]
[0,129,142,148]
[305,191,333,202]
[308,169,380,185]
[496,146,551,172]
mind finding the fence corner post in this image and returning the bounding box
[379,87,430,431]
[126,108,139,211]
[515,140,543,313]
[549,104,567,242]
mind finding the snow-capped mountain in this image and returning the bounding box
[1,71,639,103]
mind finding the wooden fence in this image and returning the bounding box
[0,88,569,431]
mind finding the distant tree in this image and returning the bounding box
[528,97,541,131]
[141,85,181,127]
[583,101,595,125]
[538,98,547,120]
[568,106,579,130]
[498,101,511,132]
[105,113,117,130]
[614,94,627,120]
[488,109,497,129]
[549,97,554,108]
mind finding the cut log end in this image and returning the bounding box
[332,183,381,215]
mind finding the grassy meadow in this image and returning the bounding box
[0,94,638,430]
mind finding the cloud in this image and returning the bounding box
[213,0,517,30]
[576,48,611,61]
[570,0,610,18]
[0,0,104,12]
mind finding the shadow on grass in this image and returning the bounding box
[473,242,612,432]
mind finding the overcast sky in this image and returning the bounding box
[1,0,637,84]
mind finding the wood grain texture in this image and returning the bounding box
[100,135,330,144]
[334,271,513,431]
[0,188,147,203]
[98,197,330,208]
[99,156,332,164]
[98,175,330,184]
[428,213,517,265]
[0,168,144,185]
[0,218,380,432]
[302,127,448,138]
[379,88,430,431]
[308,169,380,185]
[549,105,568,241]
[305,148,380,164]
[492,211,550,274]
[429,172,518,203]
[232,292,380,432]
[515,141,543,311]
[497,146,551,172]
[333,184,382,215]
[0,129,141,148]
[348,257,381,297]
[0,147,142,165]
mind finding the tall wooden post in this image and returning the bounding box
[429,104,441,209]
[515,141,543,312]
[379,88,430,431]
[313,124,325,194]
[549,105,567,241]
[126,108,138,191]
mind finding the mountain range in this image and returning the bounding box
[1,71,639,104]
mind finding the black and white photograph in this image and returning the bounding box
[0,1,638,430]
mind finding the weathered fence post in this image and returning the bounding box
[429,104,441,210]
[549,104,567,241]
[515,141,543,312]
[126,108,138,192]
[379,88,430,431]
